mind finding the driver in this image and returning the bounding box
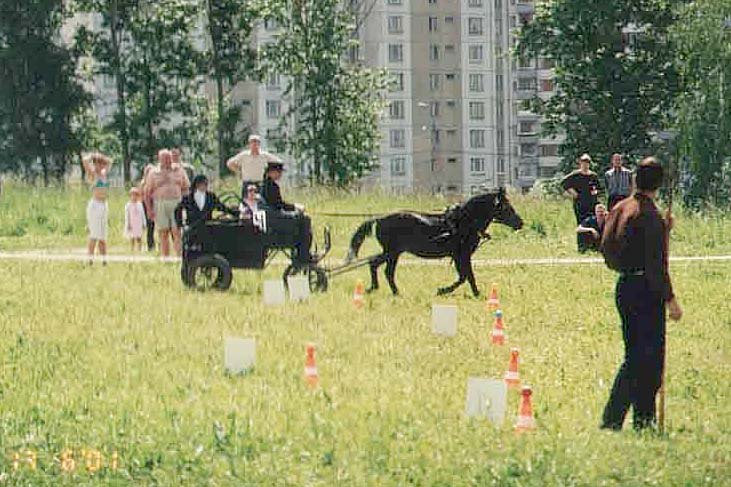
[174,174,237,229]
[260,161,314,265]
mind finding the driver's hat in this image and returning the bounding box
[266,161,285,172]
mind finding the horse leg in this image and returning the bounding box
[437,254,468,295]
[368,254,386,292]
[385,254,400,295]
[465,255,480,297]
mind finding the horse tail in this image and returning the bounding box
[346,219,376,263]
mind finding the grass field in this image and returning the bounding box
[0,183,730,485]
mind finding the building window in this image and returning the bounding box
[445,16,454,23]
[468,17,484,36]
[429,73,441,91]
[498,157,506,173]
[469,73,484,92]
[496,74,503,91]
[388,44,404,63]
[446,129,457,137]
[540,58,556,69]
[468,45,483,63]
[519,121,537,134]
[540,144,559,157]
[517,78,536,91]
[390,129,406,148]
[430,101,440,117]
[429,44,440,61]
[266,74,281,90]
[445,72,456,80]
[470,157,486,173]
[428,16,438,32]
[448,157,457,164]
[539,166,556,178]
[470,129,485,148]
[468,0,483,6]
[521,143,538,156]
[386,0,402,5]
[389,100,405,120]
[390,72,404,91]
[540,79,555,92]
[387,16,403,34]
[428,0,437,3]
[391,157,406,176]
[265,100,281,119]
[469,101,485,120]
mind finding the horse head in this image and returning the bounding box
[464,188,523,232]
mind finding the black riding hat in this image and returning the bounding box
[192,174,208,188]
[266,161,285,172]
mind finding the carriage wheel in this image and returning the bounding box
[188,255,232,291]
[283,264,328,293]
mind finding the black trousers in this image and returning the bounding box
[602,275,666,430]
[143,201,155,251]
[574,203,593,251]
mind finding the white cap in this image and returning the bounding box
[248,134,261,143]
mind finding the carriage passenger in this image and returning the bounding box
[239,184,260,220]
[174,175,236,229]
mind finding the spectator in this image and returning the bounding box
[226,134,281,200]
[172,146,195,182]
[81,152,113,265]
[576,203,608,253]
[604,153,633,209]
[562,153,601,250]
[144,149,190,257]
[141,164,156,252]
[124,187,146,252]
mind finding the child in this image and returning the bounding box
[124,187,146,252]
[82,152,113,265]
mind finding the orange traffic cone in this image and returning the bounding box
[504,347,520,387]
[304,343,319,388]
[491,310,506,345]
[486,283,500,311]
[514,385,537,431]
[353,280,365,308]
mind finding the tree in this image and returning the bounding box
[263,0,387,185]
[202,0,260,177]
[517,0,682,172]
[75,0,203,181]
[0,0,89,184]
[672,1,731,207]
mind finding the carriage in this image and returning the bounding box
[180,194,331,293]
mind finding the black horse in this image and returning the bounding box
[345,189,524,296]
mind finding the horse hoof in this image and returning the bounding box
[437,288,449,296]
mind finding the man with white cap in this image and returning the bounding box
[226,134,282,200]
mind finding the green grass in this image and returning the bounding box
[0,184,730,485]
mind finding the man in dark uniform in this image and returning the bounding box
[260,161,314,265]
[600,157,683,431]
[562,154,601,251]
[174,174,237,228]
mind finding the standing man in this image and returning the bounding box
[226,135,281,200]
[172,146,195,182]
[144,149,190,257]
[562,154,601,250]
[604,153,633,210]
[599,157,683,431]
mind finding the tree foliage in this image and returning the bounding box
[518,0,682,172]
[75,0,205,181]
[672,0,731,207]
[263,0,387,185]
[0,0,89,184]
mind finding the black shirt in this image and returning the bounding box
[562,170,601,216]
[600,194,674,301]
[261,177,295,212]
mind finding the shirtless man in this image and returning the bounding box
[144,149,190,257]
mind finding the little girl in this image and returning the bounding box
[82,152,112,265]
[124,187,146,252]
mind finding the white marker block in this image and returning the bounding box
[432,304,458,337]
[287,276,310,302]
[224,337,256,374]
[464,377,507,425]
[263,279,286,306]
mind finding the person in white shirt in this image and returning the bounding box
[174,175,236,229]
[226,134,281,199]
